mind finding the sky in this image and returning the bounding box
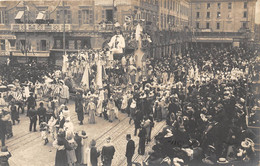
[256,0,260,24]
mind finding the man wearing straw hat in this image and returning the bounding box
[101,137,115,166]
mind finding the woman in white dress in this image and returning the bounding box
[79,131,91,166]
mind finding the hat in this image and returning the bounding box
[140,93,147,99]
[78,130,88,139]
[114,22,121,28]
[208,145,216,151]
[106,137,111,142]
[164,132,173,138]
[59,80,64,85]
[90,139,96,147]
[130,100,136,108]
[217,158,229,164]
[57,128,65,137]
[241,138,254,148]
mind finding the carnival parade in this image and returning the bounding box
[0,0,260,165]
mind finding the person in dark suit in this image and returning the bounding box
[138,126,147,155]
[125,134,135,166]
[101,137,115,166]
[0,110,6,146]
[26,93,36,116]
[28,106,37,132]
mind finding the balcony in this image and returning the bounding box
[94,24,114,32]
[11,24,71,32]
[194,32,245,38]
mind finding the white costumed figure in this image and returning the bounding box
[62,54,68,73]
[108,23,125,59]
[81,64,90,89]
[96,59,103,88]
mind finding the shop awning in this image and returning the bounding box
[0,35,16,40]
[36,11,46,20]
[15,11,24,20]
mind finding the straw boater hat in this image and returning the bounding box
[164,129,173,138]
[217,158,229,164]
[78,130,88,139]
[241,138,254,149]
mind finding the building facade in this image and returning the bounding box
[0,0,162,64]
[190,0,257,47]
[158,0,189,31]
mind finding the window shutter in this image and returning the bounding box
[102,10,105,20]
[46,40,50,50]
[67,10,71,23]
[4,11,8,24]
[78,10,82,25]
[89,10,93,24]
[56,10,60,24]
[37,40,40,51]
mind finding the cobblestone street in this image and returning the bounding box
[6,100,165,166]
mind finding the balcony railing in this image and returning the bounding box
[11,24,71,32]
[194,32,245,38]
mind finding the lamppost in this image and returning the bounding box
[23,0,28,63]
[63,0,66,56]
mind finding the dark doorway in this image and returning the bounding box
[106,9,113,22]
[41,40,47,51]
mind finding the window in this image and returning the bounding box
[217,12,221,18]
[105,9,113,22]
[65,10,71,24]
[40,40,46,51]
[56,10,71,24]
[195,4,200,9]
[196,12,200,18]
[78,10,82,24]
[227,12,231,18]
[244,2,247,9]
[228,2,232,9]
[55,39,62,49]
[0,10,8,24]
[217,3,221,9]
[206,22,210,29]
[0,11,5,24]
[82,9,93,24]
[56,11,60,24]
[9,39,15,47]
[207,12,210,18]
[0,40,5,50]
[69,40,75,50]
[196,22,200,29]
[242,22,247,29]
[243,11,247,18]
[207,3,210,9]
[76,40,81,49]
[164,0,167,8]
[217,22,220,29]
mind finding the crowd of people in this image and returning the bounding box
[0,22,259,166]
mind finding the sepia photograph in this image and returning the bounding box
[0,0,259,165]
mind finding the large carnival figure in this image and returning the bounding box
[107,23,125,60]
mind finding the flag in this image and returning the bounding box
[96,60,103,88]
[81,64,90,89]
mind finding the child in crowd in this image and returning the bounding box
[0,146,12,166]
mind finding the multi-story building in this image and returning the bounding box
[190,0,257,47]
[158,0,189,30]
[255,24,260,43]
[0,0,160,64]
